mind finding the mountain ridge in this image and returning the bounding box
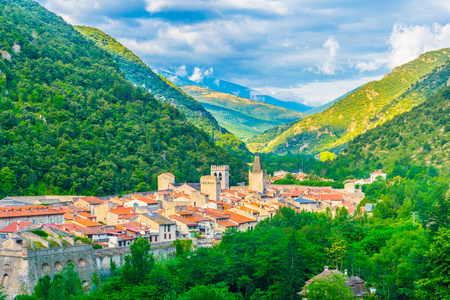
[248,48,450,154]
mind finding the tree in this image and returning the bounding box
[179,284,238,300]
[121,237,155,285]
[416,228,450,299]
[320,151,336,162]
[302,273,353,300]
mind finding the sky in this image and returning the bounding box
[35,0,450,106]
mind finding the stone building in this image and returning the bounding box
[200,175,221,201]
[158,173,176,190]
[211,165,229,189]
[249,154,267,193]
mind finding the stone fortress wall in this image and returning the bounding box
[1,242,176,299]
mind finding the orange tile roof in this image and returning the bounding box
[109,207,134,216]
[64,213,75,220]
[0,221,32,233]
[78,212,95,219]
[72,217,101,228]
[318,194,343,201]
[160,172,175,178]
[0,205,65,218]
[130,195,159,204]
[78,196,104,205]
[218,221,239,228]
[225,211,256,224]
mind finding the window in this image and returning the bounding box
[50,217,54,224]
[134,203,138,207]
[3,221,6,227]
[164,234,166,240]
[169,234,171,240]
[155,236,157,242]
[33,219,37,225]
[40,217,44,223]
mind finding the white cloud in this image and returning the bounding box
[388,23,450,68]
[175,65,187,77]
[188,67,214,82]
[189,67,203,82]
[315,36,340,75]
[354,61,381,73]
[255,75,383,106]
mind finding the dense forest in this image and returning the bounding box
[318,86,450,181]
[74,26,251,162]
[0,0,248,197]
[13,173,450,300]
[249,49,450,154]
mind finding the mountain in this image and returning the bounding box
[156,69,313,113]
[74,26,250,160]
[0,0,247,197]
[304,88,357,115]
[248,48,450,154]
[181,86,304,140]
[326,84,450,180]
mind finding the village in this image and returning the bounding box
[0,155,386,250]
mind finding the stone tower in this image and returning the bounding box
[211,165,229,189]
[157,173,175,191]
[200,175,221,201]
[249,154,267,193]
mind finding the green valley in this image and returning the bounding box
[181,86,304,140]
[249,48,450,154]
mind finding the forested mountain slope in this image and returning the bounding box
[74,26,250,160]
[248,48,450,154]
[182,86,304,140]
[323,85,450,180]
[0,0,246,197]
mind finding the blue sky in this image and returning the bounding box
[36,0,450,106]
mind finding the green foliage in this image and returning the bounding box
[302,273,353,300]
[0,0,247,197]
[320,151,336,162]
[121,237,155,285]
[273,179,344,189]
[173,239,192,257]
[74,25,252,168]
[179,284,239,300]
[93,244,102,250]
[327,86,450,180]
[28,263,83,300]
[30,230,48,238]
[250,48,450,154]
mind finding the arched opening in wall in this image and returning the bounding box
[219,173,223,181]
[214,173,217,178]
[1,274,9,289]
[54,261,62,271]
[78,259,86,267]
[81,280,88,287]
[67,260,74,266]
[41,263,50,273]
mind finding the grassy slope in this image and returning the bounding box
[249,48,450,154]
[182,85,304,140]
[333,85,450,176]
[74,26,251,158]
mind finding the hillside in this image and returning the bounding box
[74,26,250,160]
[304,88,357,115]
[323,85,450,180]
[181,86,304,140]
[156,69,313,113]
[0,0,246,197]
[249,48,450,154]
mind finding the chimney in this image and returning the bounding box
[324,266,329,271]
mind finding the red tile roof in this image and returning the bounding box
[0,206,65,218]
[72,217,101,228]
[108,207,134,216]
[78,196,104,205]
[160,173,175,178]
[225,211,256,224]
[0,221,32,233]
[218,221,239,228]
